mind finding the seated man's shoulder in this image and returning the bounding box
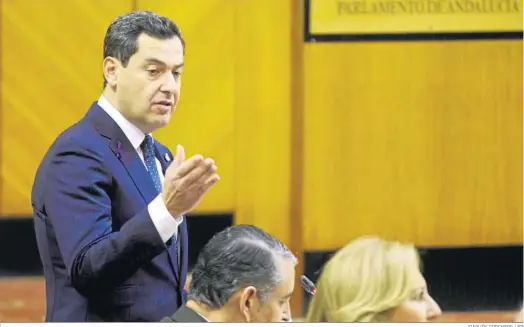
[159,315,176,322]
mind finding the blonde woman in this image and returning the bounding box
[306,236,441,322]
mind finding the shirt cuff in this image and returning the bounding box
[148,194,183,243]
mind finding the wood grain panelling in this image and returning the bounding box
[1,0,521,252]
[0,0,236,215]
[302,40,523,249]
[233,0,293,245]
[135,0,235,212]
[0,0,132,215]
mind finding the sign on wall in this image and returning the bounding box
[305,0,523,41]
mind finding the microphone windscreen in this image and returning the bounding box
[300,275,316,295]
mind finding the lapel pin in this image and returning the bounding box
[164,153,171,162]
[116,141,123,159]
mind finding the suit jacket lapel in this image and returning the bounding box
[154,145,171,175]
[112,139,160,204]
[178,219,189,295]
[86,103,159,205]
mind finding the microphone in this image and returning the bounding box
[300,275,316,296]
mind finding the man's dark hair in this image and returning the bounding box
[102,10,185,87]
[188,225,297,309]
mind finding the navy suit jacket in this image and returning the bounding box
[31,102,188,322]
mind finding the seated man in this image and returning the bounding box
[161,224,296,322]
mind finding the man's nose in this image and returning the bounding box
[281,302,292,322]
[160,73,178,94]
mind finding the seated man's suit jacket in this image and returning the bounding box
[161,306,209,322]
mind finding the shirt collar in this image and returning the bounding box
[196,311,210,322]
[97,95,150,150]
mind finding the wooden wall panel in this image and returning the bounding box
[1,0,521,253]
[233,0,293,245]
[0,0,133,216]
[0,0,237,215]
[135,0,236,213]
[302,40,523,249]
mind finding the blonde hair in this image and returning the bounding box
[306,235,420,322]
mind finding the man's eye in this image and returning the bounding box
[147,69,159,76]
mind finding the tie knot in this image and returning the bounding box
[141,135,155,158]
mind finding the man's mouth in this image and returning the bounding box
[153,100,174,113]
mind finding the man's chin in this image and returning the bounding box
[140,117,170,134]
[153,115,171,127]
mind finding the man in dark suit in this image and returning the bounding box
[161,225,296,323]
[31,11,219,322]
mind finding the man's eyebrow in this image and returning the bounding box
[144,57,166,65]
[144,58,184,69]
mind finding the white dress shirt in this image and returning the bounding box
[195,311,210,322]
[98,95,183,242]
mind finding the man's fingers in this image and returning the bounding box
[170,154,204,179]
[173,145,185,167]
[194,173,220,197]
[193,163,218,186]
[178,158,216,189]
[200,174,220,192]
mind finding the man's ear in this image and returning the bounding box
[239,286,258,322]
[103,56,121,87]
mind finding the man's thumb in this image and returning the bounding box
[174,144,185,166]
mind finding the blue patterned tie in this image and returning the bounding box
[141,135,178,254]
[140,135,178,256]
[141,135,162,194]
